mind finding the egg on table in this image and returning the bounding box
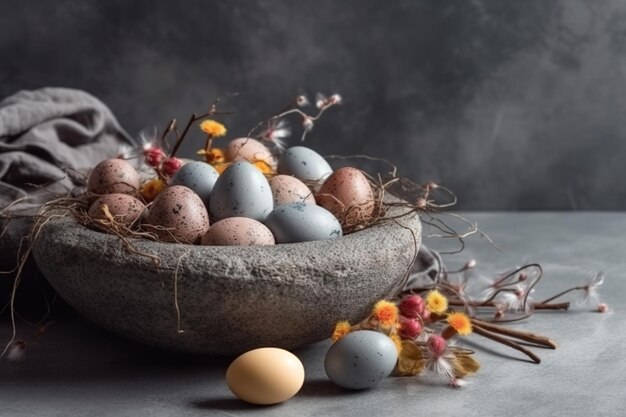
[264,202,342,243]
[277,146,333,186]
[317,167,375,228]
[209,161,274,222]
[226,347,305,405]
[201,217,275,246]
[269,175,316,206]
[170,161,219,207]
[87,193,145,226]
[325,330,398,390]
[87,158,140,195]
[226,137,277,170]
[143,185,210,244]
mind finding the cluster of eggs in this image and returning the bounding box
[86,138,376,246]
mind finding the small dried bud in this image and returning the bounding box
[296,95,309,107]
[399,317,422,339]
[465,259,477,269]
[329,94,342,105]
[597,303,609,313]
[426,182,439,190]
[144,147,166,167]
[518,272,527,282]
[416,197,427,208]
[162,157,183,176]
[399,295,425,318]
[315,94,326,109]
[302,116,314,132]
[427,335,447,358]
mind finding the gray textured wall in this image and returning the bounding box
[1,0,625,210]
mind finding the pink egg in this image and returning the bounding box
[226,138,277,169]
[87,158,140,195]
[269,175,316,206]
[201,217,275,246]
[88,193,145,226]
[317,167,375,228]
[143,186,210,244]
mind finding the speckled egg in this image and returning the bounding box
[226,347,305,405]
[264,202,342,243]
[143,185,209,244]
[269,175,316,206]
[325,330,398,390]
[226,138,277,169]
[170,161,219,207]
[87,193,145,226]
[317,167,375,228]
[87,158,140,195]
[201,217,275,246]
[277,146,333,184]
[209,161,274,222]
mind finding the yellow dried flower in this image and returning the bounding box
[140,178,165,202]
[197,147,226,165]
[389,333,403,355]
[331,321,351,342]
[253,160,274,175]
[425,290,448,314]
[447,311,472,336]
[214,163,230,174]
[200,119,227,137]
[372,300,399,328]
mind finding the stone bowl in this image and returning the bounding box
[32,209,421,355]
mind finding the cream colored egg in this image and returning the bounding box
[226,347,305,405]
[269,175,316,206]
[87,158,140,195]
[88,193,145,226]
[226,138,277,169]
[143,185,210,244]
[201,217,275,246]
[317,167,375,228]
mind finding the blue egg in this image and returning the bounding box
[277,146,333,183]
[264,202,342,243]
[171,161,219,207]
[209,161,274,222]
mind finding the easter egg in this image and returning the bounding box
[143,185,210,244]
[87,158,139,195]
[209,161,274,222]
[317,167,375,228]
[269,175,316,206]
[264,202,342,243]
[170,161,219,207]
[87,193,145,226]
[226,138,277,169]
[226,347,305,405]
[325,330,398,390]
[201,217,275,246]
[277,146,333,185]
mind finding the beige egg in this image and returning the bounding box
[226,138,277,169]
[88,193,145,226]
[143,185,209,244]
[317,167,375,228]
[87,158,140,195]
[269,175,316,206]
[201,217,275,246]
[226,348,305,405]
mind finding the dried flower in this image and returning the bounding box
[259,119,291,152]
[446,312,472,336]
[253,160,274,175]
[144,147,166,167]
[576,272,604,307]
[141,178,166,202]
[399,317,422,339]
[162,157,183,176]
[372,300,399,328]
[329,93,342,105]
[389,333,403,355]
[214,163,230,174]
[331,321,351,342]
[302,115,314,132]
[426,290,448,314]
[197,148,225,165]
[315,93,327,109]
[427,335,448,358]
[399,294,425,318]
[200,119,227,137]
[597,303,609,313]
[296,95,309,107]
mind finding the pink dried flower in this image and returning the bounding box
[162,157,183,176]
[329,94,342,105]
[296,95,309,107]
[145,147,166,167]
[259,119,291,151]
[597,303,609,313]
[427,335,447,358]
[399,295,425,318]
[399,317,422,339]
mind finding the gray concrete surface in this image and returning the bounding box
[1,212,624,416]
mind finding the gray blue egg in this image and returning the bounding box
[264,202,342,243]
[325,330,398,390]
[277,146,333,183]
[209,161,273,222]
[170,161,219,207]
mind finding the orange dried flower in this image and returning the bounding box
[253,160,274,175]
[199,119,227,137]
[331,321,351,342]
[214,163,230,174]
[197,148,226,165]
[447,311,472,336]
[372,300,399,328]
[140,178,165,202]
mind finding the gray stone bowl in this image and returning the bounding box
[32,209,421,355]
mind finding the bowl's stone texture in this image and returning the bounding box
[32,210,421,355]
